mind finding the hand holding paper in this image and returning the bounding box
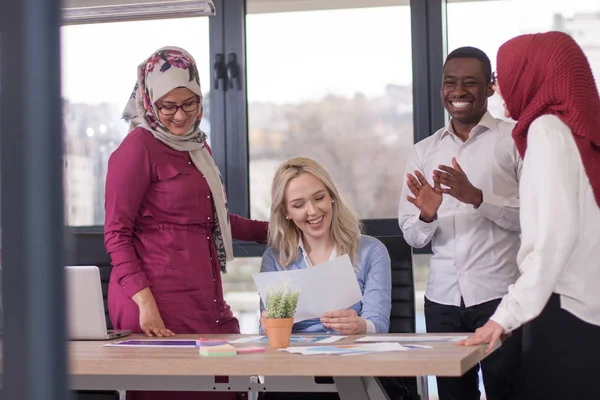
[320,308,366,335]
[253,254,362,322]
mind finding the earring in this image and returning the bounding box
[285,216,290,220]
[332,200,335,203]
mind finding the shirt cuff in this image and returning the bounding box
[364,318,377,334]
[413,216,439,239]
[476,190,504,217]
[120,269,151,299]
[489,299,521,334]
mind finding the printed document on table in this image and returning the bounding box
[355,335,469,343]
[229,335,347,344]
[103,340,197,348]
[280,342,409,355]
[252,254,362,322]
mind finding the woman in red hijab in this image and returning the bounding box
[459,31,600,399]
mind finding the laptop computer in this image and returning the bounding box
[65,265,131,340]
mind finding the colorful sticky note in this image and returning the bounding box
[199,344,237,357]
[195,338,229,348]
[237,346,267,354]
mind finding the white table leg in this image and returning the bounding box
[416,376,429,400]
[333,377,390,400]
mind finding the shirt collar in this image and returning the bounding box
[441,111,499,140]
[298,236,307,255]
[298,237,337,268]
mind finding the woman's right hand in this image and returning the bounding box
[138,304,175,337]
[132,287,175,337]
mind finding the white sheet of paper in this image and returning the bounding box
[229,336,264,344]
[252,254,363,322]
[355,335,469,343]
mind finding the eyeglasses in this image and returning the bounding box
[157,101,200,116]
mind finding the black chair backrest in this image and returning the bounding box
[376,236,416,334]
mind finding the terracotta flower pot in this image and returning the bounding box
[263,317,294,348]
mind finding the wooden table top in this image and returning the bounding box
[69,333,494,377]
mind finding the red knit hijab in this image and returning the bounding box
[497,31,600,206]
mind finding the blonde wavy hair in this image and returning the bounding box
[268,157,362,268]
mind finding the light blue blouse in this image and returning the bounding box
[259,235,392,334]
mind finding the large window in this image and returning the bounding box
[447,0,600,119]
[246,4,413,220]
[61,17,210,226]
[222,257,262,334]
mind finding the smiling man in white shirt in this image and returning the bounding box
[398,47,522,400]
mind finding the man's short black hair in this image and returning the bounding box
[444,46,492,83]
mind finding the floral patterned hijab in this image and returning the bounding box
[123,46,233,272]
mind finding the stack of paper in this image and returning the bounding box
[280,342,409,356]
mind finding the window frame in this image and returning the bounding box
[63,0,446,255]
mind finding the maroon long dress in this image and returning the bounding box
[104,127,268,400]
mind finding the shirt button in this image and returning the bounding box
[207,216,210,220]
[214,299,217,302]
[216,320,219,324]
[188,161,192,165]
[207,236,210,240]
[213,279,216,282]
[207,195,210,199]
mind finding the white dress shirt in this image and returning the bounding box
[491,115,600,332]
[398,112,522,307]
[298,238,377,333]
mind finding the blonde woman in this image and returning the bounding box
[260,157,391,335]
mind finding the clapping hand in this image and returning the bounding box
[406,170,443,222]
[433,158,483,207]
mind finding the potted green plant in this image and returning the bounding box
[263,282,300,348]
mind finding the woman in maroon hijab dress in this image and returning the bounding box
[104,46,267,400]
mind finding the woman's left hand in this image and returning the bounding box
[457,320,505,354]
[320,309,366,334]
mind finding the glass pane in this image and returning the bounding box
[447,0,600,119]
[246,5,413,220]
[61,18,210,226]
[222,257,262,334]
